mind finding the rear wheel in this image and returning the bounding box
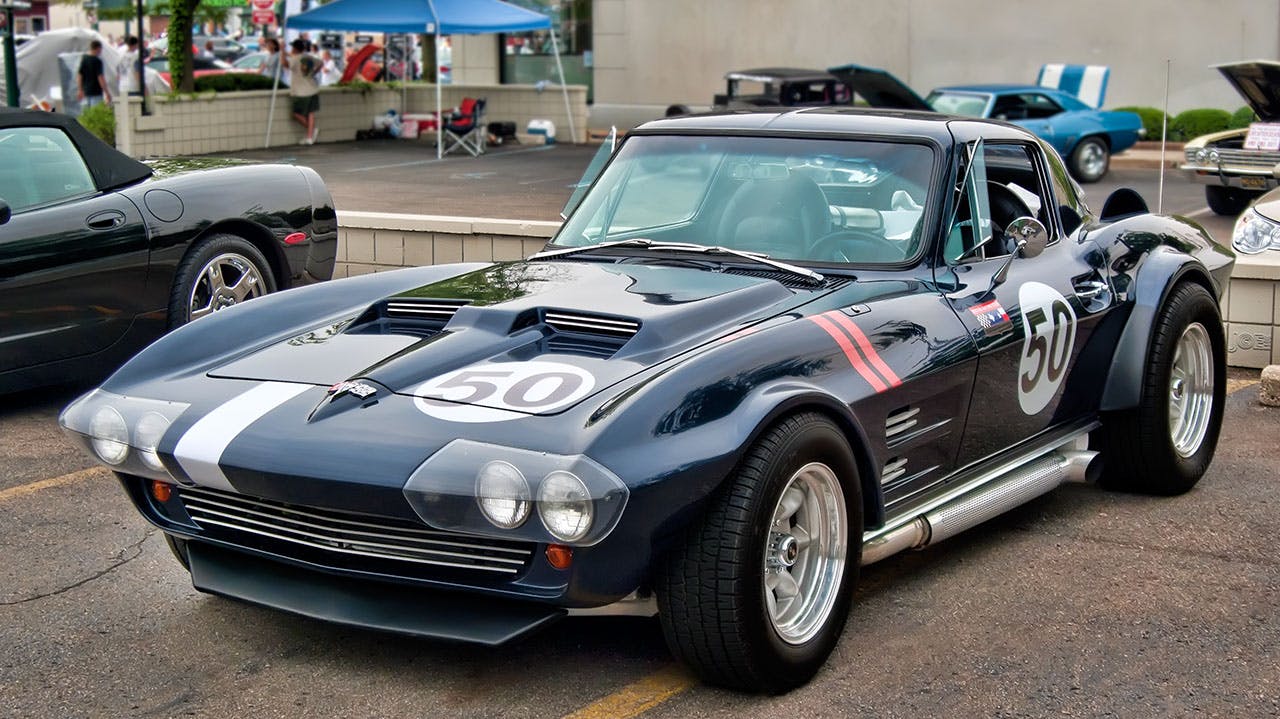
[1098,282,1225,495]
[1069,136,1110,183]
[656,413,861,693]
[1205,185,1256,217]
[168,233,275,329]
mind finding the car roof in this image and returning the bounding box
[725,68,836,83]
[934,84,1057,95]
[633,106,1038,145]
[0,108,154,191]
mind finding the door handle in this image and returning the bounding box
[86,210,126,230]
[1073,279,1109,302]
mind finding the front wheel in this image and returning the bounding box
[1205,185,1256,217]
[656,413,862,693]
[1098,282,1225,495]
[1070,136,1110,183]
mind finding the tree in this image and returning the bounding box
[165,0,200,92]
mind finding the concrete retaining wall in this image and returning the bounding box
[1225,253,1280,368]
[115,83,588,158]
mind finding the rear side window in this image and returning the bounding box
[0,127,96,213]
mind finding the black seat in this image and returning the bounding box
[717,173,830,257]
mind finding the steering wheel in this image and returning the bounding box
[809,229,906,264]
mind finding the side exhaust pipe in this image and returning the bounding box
[862,449,1100,566]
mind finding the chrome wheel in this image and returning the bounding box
[1078,140,1107,180]
[762,461,847,645]
[188,252,268,321]
[1169,322,1215,458]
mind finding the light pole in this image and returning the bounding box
[1,1,32,108]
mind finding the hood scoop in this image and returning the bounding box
[348,297,470,339]
[540,310,641,359]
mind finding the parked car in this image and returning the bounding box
[0,108,337,393]
[61,108,1230,694]
[1231,185,1280,254]
[232,52,268,72]
[193,35,248,63]
[710,67,851,111]
[1181,61,1280,216]
[147,55,236,84]
[829,64,1143,182]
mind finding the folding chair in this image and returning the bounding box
[442,97,487,157]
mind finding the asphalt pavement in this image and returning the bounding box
[0,158,1270,718]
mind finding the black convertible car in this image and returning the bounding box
[63,108,1232,693]
[0,108,337,393]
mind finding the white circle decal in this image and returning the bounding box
[412,361,597,423]
[1017,282,1077,415]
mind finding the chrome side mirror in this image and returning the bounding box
[992,216,1048,286]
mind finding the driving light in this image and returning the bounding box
[1232,209,1280,254]
[476,460,532,529]
[134,411,171,472]
[538,471,593,542]
[89,406,129,465]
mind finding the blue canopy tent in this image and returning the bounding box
[267,0,575,158]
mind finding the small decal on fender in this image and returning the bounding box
[968,299,1013,337]
[1017,282,1077,415]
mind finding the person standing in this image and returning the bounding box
[76,40,111,113]
[117,36,142,96]
[286,39,321,144]
[259,37,285,85]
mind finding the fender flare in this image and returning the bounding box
[1099,248,1217,412]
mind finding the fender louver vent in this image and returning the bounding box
[886,407,920,440]
[348,298,469,339]
[542,311,640,359]
[882,457,908,487]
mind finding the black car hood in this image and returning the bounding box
[827,63,933,111]
[209,261,822,414]
[1215,61,1280,122]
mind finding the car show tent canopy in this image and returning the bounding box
[271,0,576,157]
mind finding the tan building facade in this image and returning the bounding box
[589,0,1280,128]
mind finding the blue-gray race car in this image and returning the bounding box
[62,108,1231,693]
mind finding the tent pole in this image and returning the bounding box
[426,0,442,160]
[400,34,407,117]
[545,27,576,143]
[265,15,288,148]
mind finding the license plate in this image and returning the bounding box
[1240,176,1267,190]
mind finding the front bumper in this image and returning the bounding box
[1180,164,1280,191]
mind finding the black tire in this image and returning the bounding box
[1204,185,1256,217]
[1098,282,1225,495]
[168,233,276,330]
[1069,136,1110,183]
[164,534,191,571]
[655,413,862,693]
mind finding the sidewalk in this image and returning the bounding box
[1111,141,1184,170]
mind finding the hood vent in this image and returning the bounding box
[545,311,640,339]
[721,267,851,290]
[347,298,469,339]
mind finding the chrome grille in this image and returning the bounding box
[1186,147,1280,169]
[545,311,641,338]
[178,486,534,576]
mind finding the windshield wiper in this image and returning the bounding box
[530,239,825,285]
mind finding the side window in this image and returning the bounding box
[944,140,993,263]
[1039,139,1087,233]
[1020,93,1063,119]
[948,142,1057,264]
[0,127,96,213]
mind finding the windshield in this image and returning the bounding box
[552,135,936,265]
[927,91,990,117]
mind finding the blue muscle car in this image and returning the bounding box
[829,65,1143,182]
[62,108,1230,694]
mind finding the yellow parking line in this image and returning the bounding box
[561,664,694,719]
[1228,378,1259,395]
[0,467,108,504]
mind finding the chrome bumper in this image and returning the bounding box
[1180,164,1280,191]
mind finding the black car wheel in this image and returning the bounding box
[1069,136,1110,183]
[656,413,861,693]
[168,234,276,329]
[1098,282,1225,495]
[1205,185,1257,217]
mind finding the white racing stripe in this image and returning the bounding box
[174,382,312,492]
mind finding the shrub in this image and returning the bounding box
[1229,105,1257,130]
[1113,106,1169,141]
[77,102,116,146]
[1170,108,1232,142]
[193,73,283,93]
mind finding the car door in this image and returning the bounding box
[0,125,150,372]
[939,139,1111,465]
[1005,93,1069,154]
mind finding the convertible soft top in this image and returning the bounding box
[0,107,153,191]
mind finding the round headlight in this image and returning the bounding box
[1233,209,1280,254]
[89,406,129,465]
[134,411,171,472]
[476,460,531,529]
[1209,150,1221,164]
[1195,148,1209,163]
[537,470,593,542]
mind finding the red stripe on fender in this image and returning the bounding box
[809,314,889,393]
[829,313,903,388]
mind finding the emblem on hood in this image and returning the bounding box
[328,381,378,400]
